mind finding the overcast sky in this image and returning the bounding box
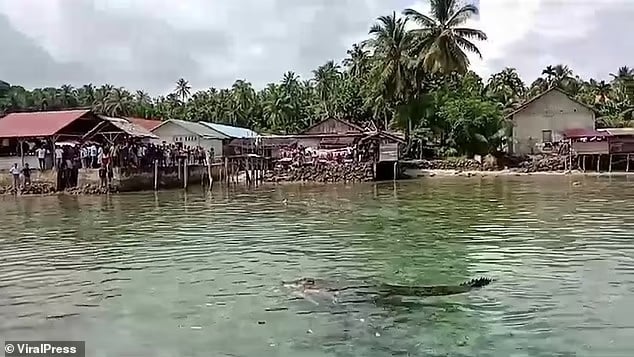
[0,0,631,96]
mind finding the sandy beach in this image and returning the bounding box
[406,168,634,178]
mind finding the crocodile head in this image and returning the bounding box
[283,277,318,289]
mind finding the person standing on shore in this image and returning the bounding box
[54,145,64,169]
[80,145,89,168]
[35,146,47,170]
[89,143,98,168]
[21,163,31,187]
[9,163,20,189]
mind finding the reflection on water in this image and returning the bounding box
[1,176,634,356]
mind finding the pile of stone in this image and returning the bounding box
[64,184,119,195]
[265,162,374,183]
[514,155,568,173]
[413,159,487,171]
[0,182,56,195]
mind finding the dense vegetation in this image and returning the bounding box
[1,0,633,156]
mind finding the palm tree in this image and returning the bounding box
[610,66,634,81]
[486,68,526,110]
[312,60,342,117]
[343,44,370,78]
[174,78,191,102]
[403,0,487,75]
[363,12,415,131]
[366,12,413,102]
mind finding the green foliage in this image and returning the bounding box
[439,97,504,155]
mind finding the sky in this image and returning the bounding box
[0,0,631,96]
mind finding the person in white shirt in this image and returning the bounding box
[35,147,47,170]
[97,145,104,167]
[9,163,20,188]
[89,144,98,168]
[54,146,64,169]
[80,146,89,169]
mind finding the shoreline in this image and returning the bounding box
[3,168,634,197]
[407,168,634,178]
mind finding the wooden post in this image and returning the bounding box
[245,157,251,185]
[235,160,239,185]
[18,139,25,167]
[207,153,213,190]
[154,159,159,191]
[583,155,586,172]
[373,162,377,180]
[393,162,397,181]
[597,154,601,172]
[184,161,188,189]
[224,157,229,186]
[627,154,631,172]
[255,158,259,185]
[609,154,613,172]
[218,157,222,183]
[577,156,581,171]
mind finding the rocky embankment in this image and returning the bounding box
[514,155,568,172]
[0,182,56,195]
[409,154,570,173]
[265,162,374,183]
[64,184,119,195]
[1,183,118,196]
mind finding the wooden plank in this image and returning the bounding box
[379,142,399,162]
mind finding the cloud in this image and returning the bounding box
[0,0,632,95]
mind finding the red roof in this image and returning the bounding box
[0,110,91,138]
[126,117,162,131]
[562,128,609,138]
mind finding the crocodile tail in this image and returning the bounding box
[460,277,493,288]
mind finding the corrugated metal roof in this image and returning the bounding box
[199,122,259,138]
[0,109,91,138]
[125,117,162,131]
[562,128,609,138]
[152,119,228,139]
[598,128,634,136]
[98,115,159,139]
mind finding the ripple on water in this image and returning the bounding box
[0,178,633,356]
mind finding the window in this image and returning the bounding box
[542,130,553,143]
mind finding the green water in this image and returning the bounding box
[1,176,634,356]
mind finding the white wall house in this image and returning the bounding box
[508,87,596,155]
[151,119,228,156]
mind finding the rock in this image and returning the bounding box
[412,153,574,173]
[265,161,375,184]
[64,184,118,195]
[1,182,56,196]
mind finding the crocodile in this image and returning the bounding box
[282,276,493,305]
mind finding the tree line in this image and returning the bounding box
[1,0,633,156]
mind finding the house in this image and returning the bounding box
[125,117,162,131]
[151,119,228,156]
[199,122,258,139]
[302,117,367,135]
[507,87,596,155]
[84,115,160,144]
[0,109,104,169]
[198,122,260,157]
[257,117,405,161]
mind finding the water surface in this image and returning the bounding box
[1,176,633,357]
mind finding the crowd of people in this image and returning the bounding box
[28,141,212,171]
[6,140,214,189]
